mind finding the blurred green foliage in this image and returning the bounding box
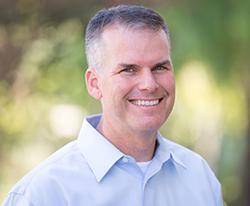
[0,0,249,205]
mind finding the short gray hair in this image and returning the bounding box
[85,5,170,69]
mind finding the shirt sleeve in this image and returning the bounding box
[2,192,34,206]
[202,159,224,206]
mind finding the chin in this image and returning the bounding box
[135,119,164,132]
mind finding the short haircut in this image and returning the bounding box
[85,4,170,69]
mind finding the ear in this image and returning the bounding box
[85,68,102,100]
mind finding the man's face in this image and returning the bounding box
[88,26,175,136]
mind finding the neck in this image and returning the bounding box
[97,118,157,162]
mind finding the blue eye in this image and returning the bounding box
[120,67,137,74]
[153,65,167,72]
[157,66,166,70]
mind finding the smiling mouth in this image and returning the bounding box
[129,98,163,106]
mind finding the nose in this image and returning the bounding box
[138,69,159,92]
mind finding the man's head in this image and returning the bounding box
[85,4,170,70]
[85,5,175,137]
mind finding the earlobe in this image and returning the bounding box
[85,69,102,100]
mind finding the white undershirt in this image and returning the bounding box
[136,160,152,174]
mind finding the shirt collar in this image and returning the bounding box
[77,114,187,182]
[155,133,187,169]
[77,114,124,182]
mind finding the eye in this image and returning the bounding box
[119,66,137,74]
[152,65,168,72]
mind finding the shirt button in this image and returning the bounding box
[122,157,129,163]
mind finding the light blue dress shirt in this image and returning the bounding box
[3,114,224,206]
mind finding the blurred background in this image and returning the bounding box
[0,0,249,205]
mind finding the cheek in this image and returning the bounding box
[101,80,129,104]
[159,74,175,90]
[113,77,134,94]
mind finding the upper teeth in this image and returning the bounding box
[131,99,160,106]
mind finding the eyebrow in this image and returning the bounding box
[118,60,171,69]
[118,63,139,69]
[153,60,171,68]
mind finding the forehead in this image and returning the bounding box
[100,26,171,67]
[101,25,169,45]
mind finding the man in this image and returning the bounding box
[3,5,224,206]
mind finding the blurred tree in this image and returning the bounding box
[192,1,249,205]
